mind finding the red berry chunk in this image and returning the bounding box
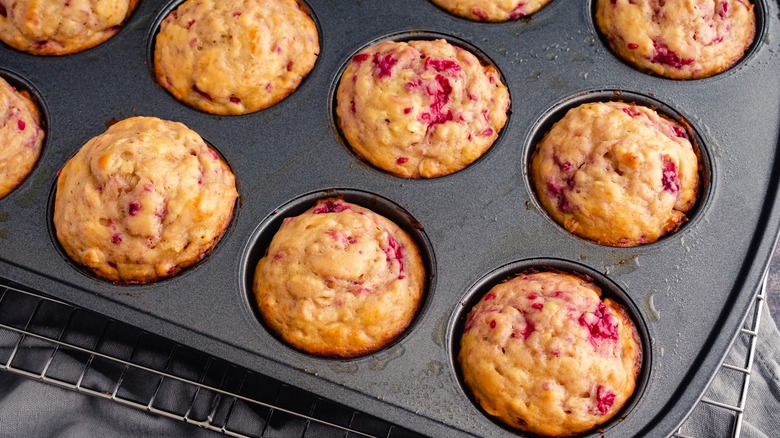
[661,157,680,193]
[651,42,694,68]
[420,75,453,127]
[472,8,489,21]
[372,52,398,78]
[384,235,406,279]
[546,181,571,212]
[192,85,213,101]
[17,119,26,131]
[312,200,351,214]
[578,302,619,343]
[520,321,535,339]
[509,4,526,19]
[595,385,616,415]
[622,107,641,118]
[111,233,123,244]
[396,156,408,164]
[718,1,729,19]
[424,58,462,73]
[671,124,688,139]
[128,202,141,216]
[352,53,370,63]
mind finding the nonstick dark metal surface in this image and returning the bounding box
[1,1,779,436]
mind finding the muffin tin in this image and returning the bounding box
[1,0,779,436]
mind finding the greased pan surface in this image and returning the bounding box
[1,0,780,436]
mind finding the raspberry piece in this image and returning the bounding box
[384,235,406,279]
[17,119,25,131]
[312,200,351,214]
[718,1,729,19]
[578,303,619,344]
[372,52,398,78]
[192,85,213,101]
[520,321,535,339]
[662,157,680,193]
[424,58,462,73]
[396,157,408,164]
[622,107,641,118]
[352,53,370,63]
[128,202,141,216]
[594,385,616,415]
[472,8,489,21]
[420,75,453,127]
[627,43,638,49]
[651,42,694,68]
[509,3,526,19]
[230,97,241,103]
[671,124,688,139]
[532,303,543,310]
[111,234,123,244]
[546,181,571,212]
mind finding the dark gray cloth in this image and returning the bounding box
[0,372,219,437]
[676,302,780,438]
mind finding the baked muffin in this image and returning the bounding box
[459,271,642,436]
[0,0,138,55]
[0,76,44,199]
[530,101,700,246]
[53,116,238,284]
[336,39,510,178]
[595,0,756,79]
[154,0,319,115]
[431,0,552,22]
[253,199,425,358]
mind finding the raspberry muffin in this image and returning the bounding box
[0,76,44,199]
[459,271,642,436]
[154,0,319,115]
[531,101,700,246]
[595,0,756,79]
[253,199,425,358]
[336,39,510,178]
[53,116,238,284]
[0,0,138,55]
[431,0,553,22]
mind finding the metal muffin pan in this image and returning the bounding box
[1,0,779,436]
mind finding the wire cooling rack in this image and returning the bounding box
[0,274,768,438]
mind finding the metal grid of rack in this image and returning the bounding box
[0,274,768,438]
